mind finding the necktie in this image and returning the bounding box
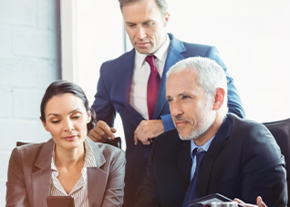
[182,148,206,207]
[145,55,161,120]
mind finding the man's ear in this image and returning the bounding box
[212,88,226,111]
[163,13,170,27]
[41,121,50,132]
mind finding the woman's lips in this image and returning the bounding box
[63,135,77,141]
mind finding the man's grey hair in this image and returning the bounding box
[166,57,228,113]
[118,0,168,16]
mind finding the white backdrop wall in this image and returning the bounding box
[68,0,290,152]
[166,0,290,122]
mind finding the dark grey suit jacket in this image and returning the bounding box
[6,138,126,207]
[135,114,287,207]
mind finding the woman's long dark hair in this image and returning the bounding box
[40,80,96,131]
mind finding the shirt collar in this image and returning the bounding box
[134,34,170,70]
[190,135,215,154]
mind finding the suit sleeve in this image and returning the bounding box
[6,147,30,207]
[241,124,287,206]
[206,47,245,118]
[134,138,161,207]
[102,150,126,207]
[91,64,116,127]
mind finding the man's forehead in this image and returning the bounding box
[166,71,200,95]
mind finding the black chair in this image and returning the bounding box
[263,118,290,206]
[17,137,122,149]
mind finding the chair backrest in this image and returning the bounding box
[16,137,122,149]
[263,118,290,206]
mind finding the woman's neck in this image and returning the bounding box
[54,143,85,171]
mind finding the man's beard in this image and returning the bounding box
[175,102,215,141]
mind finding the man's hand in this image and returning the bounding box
[88,120,117,142]
[134,119,164,145]
[234,196,267,207]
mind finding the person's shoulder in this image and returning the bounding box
[169,33,215,51]
[228,113,266,130]
[9,140,51,166]
[101,49,135,69]
[227,113,275,143]
[13,141,47,156]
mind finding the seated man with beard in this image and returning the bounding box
[134,57,287,207]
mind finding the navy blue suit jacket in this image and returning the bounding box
[92,34,245,207]
[135,114,287,207]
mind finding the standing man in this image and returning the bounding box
[89,0,245,206]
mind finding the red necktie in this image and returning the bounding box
[145,55,161,120]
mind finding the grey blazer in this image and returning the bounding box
[6,138,126,207]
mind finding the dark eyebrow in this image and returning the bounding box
[47,108,80,117]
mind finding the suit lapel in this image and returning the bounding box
[175,139,192,206]
[32,139,54,207]
[197,116,233,197]
[153,34,186,119]
[87,139,107,207]
[118,49,144,123]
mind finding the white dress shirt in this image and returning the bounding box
[50,139,97,207]
[129,35,170,120]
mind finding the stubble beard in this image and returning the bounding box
[175,102,215,141]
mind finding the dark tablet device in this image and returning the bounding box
[46,196,75,207]
[189,193,242,207]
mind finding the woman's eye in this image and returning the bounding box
[52,120,60,124]
[72,115,81,119]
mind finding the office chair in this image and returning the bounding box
[16,137,122,149]
[263,117,290,206]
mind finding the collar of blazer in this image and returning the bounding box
[31,137,107,207]
[196,115,233,197]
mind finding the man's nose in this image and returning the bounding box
[136,26,146,39]
[170,101,183,118]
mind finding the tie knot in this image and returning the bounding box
[192,148,206,168]
[145,55,156,68]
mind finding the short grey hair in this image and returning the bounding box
[118,0,168,16]
[166,57,228,113]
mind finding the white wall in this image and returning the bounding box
[66,0,290,153]
[61,0,126,149]
[166,0,290,122]
[0,0,61,205]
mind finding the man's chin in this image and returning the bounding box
[135,48,151,54]
[177,131,194,141]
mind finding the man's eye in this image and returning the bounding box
[144,22,153,27]
[127,24,136,28]
[182,95,190,100]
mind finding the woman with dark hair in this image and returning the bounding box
[6,80,125,207]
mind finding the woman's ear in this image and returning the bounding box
[212,88,226,111]
[41,120,50,132]
[87,111,92,123]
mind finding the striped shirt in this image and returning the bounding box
[50,139,97,207]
